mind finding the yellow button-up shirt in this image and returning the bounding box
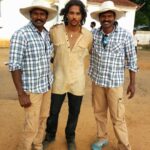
[50,24,93,95]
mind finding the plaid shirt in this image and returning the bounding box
[89,26,137,87]
[9,22,53,93]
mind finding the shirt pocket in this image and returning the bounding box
[110,42,124,55]
[53,41,66,52]
[52,32,65,47]
[52,41,66,61]
[76,42,89,58]
[25,49,41,62]
[26,40,45,58]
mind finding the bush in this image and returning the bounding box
[139,45,150,51]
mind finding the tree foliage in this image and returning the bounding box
[131,0,150,29]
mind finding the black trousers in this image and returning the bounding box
[46,93,83,142]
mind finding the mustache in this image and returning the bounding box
[102,21,111,23]
[35,19,44,23]
[71,19,78,22]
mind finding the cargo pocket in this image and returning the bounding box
[117,98,125,119]
[91,83,95,108]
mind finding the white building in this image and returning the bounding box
[0,0,137,40]
[86,0,137,33]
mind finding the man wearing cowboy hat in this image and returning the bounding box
[9,0,57,150]
[89,1,137,150]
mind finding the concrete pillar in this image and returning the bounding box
[0,0,3,28]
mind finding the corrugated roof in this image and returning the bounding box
[88,0,137,7]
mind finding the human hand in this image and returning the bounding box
[51,23,63,29]
[126,83,135,99]
[18,91,31,108]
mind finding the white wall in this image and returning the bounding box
[0,0,88,39]
[0,0,57,39]
[136,31,150,45]
[0,0,30,39]
[0,0,136,39]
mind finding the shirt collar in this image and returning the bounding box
[63,24,85,35]
[99,24,119,36]
[28,21,48,33]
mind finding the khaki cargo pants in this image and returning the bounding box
[17,90,51,150]
[92,82,131,150]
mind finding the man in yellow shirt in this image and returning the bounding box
[44,0,92,150]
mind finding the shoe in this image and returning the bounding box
[45,133,55,143]
[32,144,43,150]
[67,141,76,150]
[43,140,50,150]
[43,133,55,150]
[91,139,108,150]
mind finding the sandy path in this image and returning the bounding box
[0,49,150,150]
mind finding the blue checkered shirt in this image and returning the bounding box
[89,26,137,87]
[9,22,53,93]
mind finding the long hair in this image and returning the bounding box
[60,0,87,25]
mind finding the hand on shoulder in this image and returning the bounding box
[51,23,63,29]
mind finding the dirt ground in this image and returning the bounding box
[0,48,150,150]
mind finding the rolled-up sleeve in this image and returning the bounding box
[9,31,26,71]
[125,33,137,72]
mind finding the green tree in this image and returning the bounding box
[131,0,150,29]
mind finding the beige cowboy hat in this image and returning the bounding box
[20,0,57,21]
[90,1,126,21]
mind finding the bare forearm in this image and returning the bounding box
[129,70,135,85]
[11,70,24,95]
[126,70,136,99]
[11,70,31,107]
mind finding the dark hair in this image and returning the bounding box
[133,29,136,32]
[114,21,118,26]
[60,0,87,25]
[90,21,96,28]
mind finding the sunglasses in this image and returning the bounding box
[102,34,109,48]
